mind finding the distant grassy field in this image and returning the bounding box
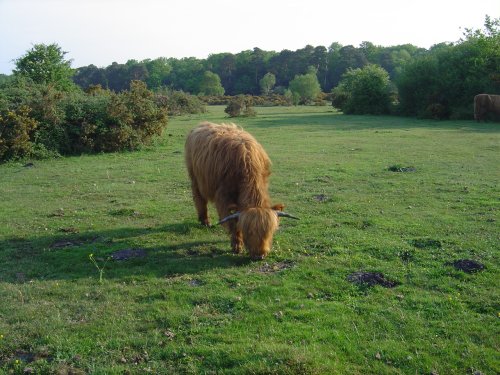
[0,105,498,374]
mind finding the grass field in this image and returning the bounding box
[0,105,498,374]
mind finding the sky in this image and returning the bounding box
[0,0,498,75]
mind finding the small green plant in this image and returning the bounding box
[88,253,109,284]
[398,249,415,284]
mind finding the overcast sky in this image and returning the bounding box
[0,0,498,75]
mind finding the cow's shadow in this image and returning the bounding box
[0,222,252,283]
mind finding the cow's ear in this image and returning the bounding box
[272,203,285,212]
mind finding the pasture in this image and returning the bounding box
[0,106,498,374]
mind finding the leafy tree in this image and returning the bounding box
[0,74,13,87]
[73,64,107,90]
[397,15,499,119]
[332,64,392,115]
[105,62,130,91]
[144,58,172,89]
[288,67,321,104]
[328,45,368,88]
[198,71,225,96]
[259,72,276,95]
[14,43,75,91]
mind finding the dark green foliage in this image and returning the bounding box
[397,17,500,119]
[0,78,168,162]
[63,87,112,153]
[154,89,206,116]
[332,64,392,115]
[224,96,256,117]
[0,106,38,160]
[99,81,168,151]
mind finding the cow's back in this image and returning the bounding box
[185,122,271,202]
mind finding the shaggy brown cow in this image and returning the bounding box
[185,122,298,259]
[474,94,500,122]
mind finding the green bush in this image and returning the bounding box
[155,89,206,116]
[224,96,256,117]
[0,106,38,160]
[63,87,112,153]
[332,64,392,115]
[0,80,169,162]
[102,81,168,151]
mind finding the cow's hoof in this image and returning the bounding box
[232,245,243,254]
[251,255,265,261]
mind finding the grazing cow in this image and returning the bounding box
[185,122,298,259]
[474,94,500,122]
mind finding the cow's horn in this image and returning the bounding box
[217,212,240,225]
[276,212,300,220]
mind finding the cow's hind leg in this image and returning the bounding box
[191,181,210,226]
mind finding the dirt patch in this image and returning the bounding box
[58,227,80,234]
[449,259,485,273]
[50,240,82,249]
[188,279,204,287]
[257,260,295,273]
[387,165,416,173]
[109,208,141,217]
[110,248,147,260]
[347,271,399,288]
[409,238,442,249]
[313,194,328,202]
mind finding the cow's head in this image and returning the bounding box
[218,205,299,260]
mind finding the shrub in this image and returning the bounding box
[63,87,112,153]
[102,81,168,151]
[288,69,322,105]
[155,89,206,116]
[332,64,392,115]
[0,106,38,161]
[224,96,256,117]
[0,79,169,161]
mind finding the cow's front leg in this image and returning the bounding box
[230,226,243,254]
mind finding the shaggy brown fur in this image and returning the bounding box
[185,122,283,259]
[474,94,500,122]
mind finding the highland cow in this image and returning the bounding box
[474,94,500,122]
[185,122,298,259]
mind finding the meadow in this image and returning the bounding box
[0,106,498,374]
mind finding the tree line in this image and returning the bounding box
[71,43,420,95]
[0,16,498,162]
[67,15,498,119]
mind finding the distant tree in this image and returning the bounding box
[397,15,499,119]
[328,45,368,88]
[144,58,172,89]
[165,57,205,93]
[259,72,276,95]
[0,74,13,87]
[198,71,225,96]
[73,64,107,89]
[288,67,321,104]
[14,43,75,91]
[105,62,130,91]
[332,64,392,115]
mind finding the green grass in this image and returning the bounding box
[0,105,498,374]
